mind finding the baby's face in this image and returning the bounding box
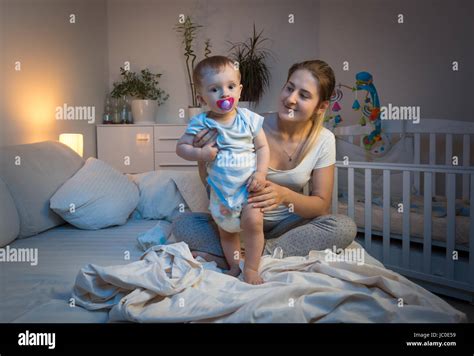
[197,64,243,115]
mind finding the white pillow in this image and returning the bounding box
[0,177,20,246]
[130,170,190,221]
[50,158,139,229]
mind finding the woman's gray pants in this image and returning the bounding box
[171,212,357,257]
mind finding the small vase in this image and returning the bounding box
[131,100,158,124]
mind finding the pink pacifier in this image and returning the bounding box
[216,97,234,111]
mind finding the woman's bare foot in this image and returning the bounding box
[225,264,241,277]
[191,251,229,269]
[243,267,264,285]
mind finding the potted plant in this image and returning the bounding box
[228,25,272,110]
[111,67,169,123]
[175,16,212,119]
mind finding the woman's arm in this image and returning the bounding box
[248,164,334,218]
[192,128,218,186]
[197,161,207,186]
[285,164,334,217]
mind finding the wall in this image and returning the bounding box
[0,0,108,159]
[107,0,319,124]
[1,0,472,162]
[319,0,474,130]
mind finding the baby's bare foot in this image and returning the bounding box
[192,251,229,269]
[243,267,264,285]
[225,265,241,277]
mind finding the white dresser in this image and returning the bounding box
[96,124,197,173]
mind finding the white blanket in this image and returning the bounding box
[72,242,466,323]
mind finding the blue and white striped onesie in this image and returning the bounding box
[185,107,264,232]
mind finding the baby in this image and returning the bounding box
[176,55,270,284]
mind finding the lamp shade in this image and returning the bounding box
[59,133,83,157]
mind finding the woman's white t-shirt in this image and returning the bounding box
[264,127,336,221]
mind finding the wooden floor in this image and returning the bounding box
[441,296,474,322]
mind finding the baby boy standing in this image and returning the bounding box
[176,56,270,284]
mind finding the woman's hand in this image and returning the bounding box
[247,172,266,192]
[193,128,218,149]
[200,145,218,161]
[247,180,289,212]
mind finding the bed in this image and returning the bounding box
[0,140,468,323]
[331,118,474,302]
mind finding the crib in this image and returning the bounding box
[331,118,474,302]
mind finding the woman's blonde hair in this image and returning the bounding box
[286,60,335,163]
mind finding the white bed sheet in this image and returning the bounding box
[0,219,158,323]
[0,217,466,323]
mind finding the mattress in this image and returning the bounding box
[337,200,469,246]
[0,219,158,323]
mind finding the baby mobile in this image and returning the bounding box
[326,71,390,155]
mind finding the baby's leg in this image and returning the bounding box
[218,226,242,277]
[240,204,265,284]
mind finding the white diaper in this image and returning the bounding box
[209,189,243,233]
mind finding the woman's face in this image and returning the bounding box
[278,69,328,124]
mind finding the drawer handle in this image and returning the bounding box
[136,133,151,142]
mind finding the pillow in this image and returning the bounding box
[50,158,139,229]
[171,170,209,213]
[0,177,20,246]
[0,141,84,238]
[130,170,190,221]
[336,136,416,198]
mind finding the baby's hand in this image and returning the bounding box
[247,172,266,192]
[200,145,218,161]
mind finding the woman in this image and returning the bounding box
[172,60,357,260]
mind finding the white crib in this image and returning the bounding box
[332,119,474,302]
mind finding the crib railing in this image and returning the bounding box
[333,161,474,296]
[333,119,473,199]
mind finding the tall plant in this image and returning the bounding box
[175,17,212,108]
[228,25,272,105]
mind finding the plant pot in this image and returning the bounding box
[188,106,205,121]
[131,100,158,124]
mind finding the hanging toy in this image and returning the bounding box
[328,71,389,153]
[352,89,360,110]
[352,100,360,110]
[217,97,234,111]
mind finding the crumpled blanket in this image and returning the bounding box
[72,242,466,323]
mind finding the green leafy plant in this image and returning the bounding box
[175,16,212,107]
[228,25,272,105]
[111,67,169,105]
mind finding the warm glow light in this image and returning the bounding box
[59,133,83,157]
